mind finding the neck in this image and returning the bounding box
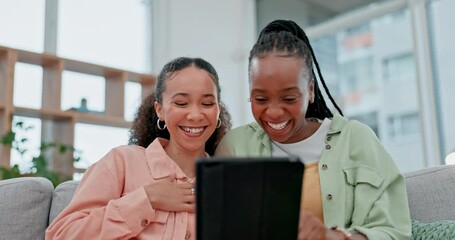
[164,143,205,178]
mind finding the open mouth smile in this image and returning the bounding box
[180,126,205,134]
[266,120,289,130]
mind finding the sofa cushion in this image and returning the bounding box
[0,177,54,240]
[411,219,455,240]
[48,180,79,225]
[405,164,455,222]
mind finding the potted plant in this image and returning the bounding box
[0,121,81,187]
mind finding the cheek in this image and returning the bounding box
[250,103,264,118]
[206,107,220,121]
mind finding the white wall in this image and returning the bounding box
[151,0,256,127]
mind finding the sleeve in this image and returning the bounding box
[45,150,158,240]
[347,122,412,240]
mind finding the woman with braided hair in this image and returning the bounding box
[47,57,232,239]
[216,20,411,240]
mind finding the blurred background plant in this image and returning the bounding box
[0,121,81,187]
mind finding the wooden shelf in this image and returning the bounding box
[0,45,156,178]
[14,107,74,121]
[16,48,60,67]
[71,111,132,128]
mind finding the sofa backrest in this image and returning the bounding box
[404,164,455,223]
[45,164,455,225]
[0,177,54,240]
[48,180,79,224]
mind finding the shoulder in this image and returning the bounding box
[215,122,269,156]
[223,122,266,141]
[93,145,146,172]
[102,145,145,161]
[331,114,378,140]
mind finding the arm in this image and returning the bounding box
[46,151,157,240]
[347,122,412,240]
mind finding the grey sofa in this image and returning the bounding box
[1,164,454,240]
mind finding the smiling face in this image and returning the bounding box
[154,66,220,154]
[249,54,315,143]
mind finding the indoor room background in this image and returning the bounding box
[0,0,453,181]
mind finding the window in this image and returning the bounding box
[73,124,130,179]
[125,82,142,121]
[10,117,42,173]
[0,1,153,179]
[0,0,45,52]
[58,0,151,73]
[428,0,455,160]
[387,112,420,138]
[13,63,43,109]
[312,9,424,172]
[383,53,415,83]
[61,71,105,113]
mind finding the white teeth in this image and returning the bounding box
[267,121,289,130]
[181,127,204,134]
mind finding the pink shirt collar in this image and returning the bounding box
[145,138,208,181]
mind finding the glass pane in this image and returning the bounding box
[0,0,45,52]
[58,0,150,73]
[428,0,455,164]
[125,81,142,121]
[10,116,42,173]
[312,10,424,172]
[13,63,43,109]
[74,123,129,170]
[61,71,105,113]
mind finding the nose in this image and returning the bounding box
[265,104,284,119]
[186,105,204,121]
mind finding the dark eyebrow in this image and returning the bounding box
[171,93,189,98]
[171,93,216,98]
[252,87,300,93]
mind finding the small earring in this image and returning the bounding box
[216,118,221,128]
[247,98,251,102]
[157,119,167,130]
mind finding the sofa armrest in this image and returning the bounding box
[405,164,455,223]
[0,177,54,240]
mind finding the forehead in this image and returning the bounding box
[164,66,217,96]
[250,55,309,89]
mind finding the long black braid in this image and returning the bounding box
[249,19,343,120]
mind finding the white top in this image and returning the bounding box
[271,118,331,164]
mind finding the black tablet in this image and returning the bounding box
[196,157,304,240]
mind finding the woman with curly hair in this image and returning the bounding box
[46,57,232,240]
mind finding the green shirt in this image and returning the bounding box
[215,114,411,240]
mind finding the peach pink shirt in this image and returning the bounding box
[46,138,196,240]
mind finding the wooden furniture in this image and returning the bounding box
[0,46,156,178]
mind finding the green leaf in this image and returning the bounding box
[15,121,24,128]
[59,144,67,154]
[0,164,22,179]
[0,131,16,145]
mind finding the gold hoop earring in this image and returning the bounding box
[157,119,166,130]
[216,118,221,128]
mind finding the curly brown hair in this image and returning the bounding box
[128,57,232,155]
